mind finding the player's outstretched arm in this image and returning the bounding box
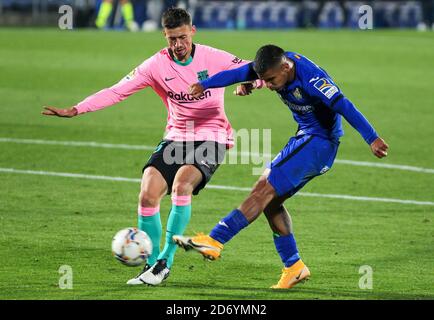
[189,63,258,98]
[189,81,256,97]
[43,58,154,117]
[42,106,78,118]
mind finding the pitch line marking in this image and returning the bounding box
[1,137,433,174]
[0,167,433,206]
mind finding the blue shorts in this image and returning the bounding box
[267,134,339,197]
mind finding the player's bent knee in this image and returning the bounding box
[252,174,268,189]
[171,181,194,196]
[139,190,161,208]
[251,178,276,198]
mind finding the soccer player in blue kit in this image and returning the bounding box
[173,45,389,289]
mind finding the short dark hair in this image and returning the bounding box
[253,45,285,75]
[161,7,192,29]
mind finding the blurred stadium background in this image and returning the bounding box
[0,0,433,31]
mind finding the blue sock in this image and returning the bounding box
[210,209,249,244]
[273,233,300,267]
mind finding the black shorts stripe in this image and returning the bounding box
[275,135,315,168]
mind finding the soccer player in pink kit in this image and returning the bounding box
[42,8,254,286]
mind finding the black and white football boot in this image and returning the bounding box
[126,263,152,285]
[127,259,170,286]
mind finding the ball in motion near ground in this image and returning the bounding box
[112,228,152,267]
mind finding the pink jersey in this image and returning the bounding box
[74,44,259,147]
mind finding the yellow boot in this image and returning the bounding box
[173,233,223,260]
[271,260,310,289]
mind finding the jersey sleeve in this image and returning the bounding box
[74,56,155,114]
[332,97,379,145]
[303,72,378,145]
[216,50,265,89]
[304,72,343,108]
[200,62,258,90]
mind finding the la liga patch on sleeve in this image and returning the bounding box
[313,78,339,99]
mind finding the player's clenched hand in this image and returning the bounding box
[370,137,389,158]
[233,82,255,96]
[188,83,205,98]
[42,106,78,118]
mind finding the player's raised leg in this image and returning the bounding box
[173,171,276,260]
[264,197,310,289]
[140,165,202,285]
[127,166,167,285]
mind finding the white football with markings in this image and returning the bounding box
[112,228,152,267]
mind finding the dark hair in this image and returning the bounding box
[253,45,285,75]
[161,7,192,29]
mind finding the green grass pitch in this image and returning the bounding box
[0,28,433,300]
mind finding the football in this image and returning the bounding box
[112,228,152,267]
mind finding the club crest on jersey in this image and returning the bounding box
[293,88,303,100]
[314,78,339,99]
[197,70,209,81]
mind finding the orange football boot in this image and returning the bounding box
[173,233,223,260]
[271,260,311,289]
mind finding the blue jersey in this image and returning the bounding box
[274,52,344,141]
[200,52,378,145]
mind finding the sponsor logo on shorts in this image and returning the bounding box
[154,142,165,153]
[320,166,330,174]
[313,78,339,99]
